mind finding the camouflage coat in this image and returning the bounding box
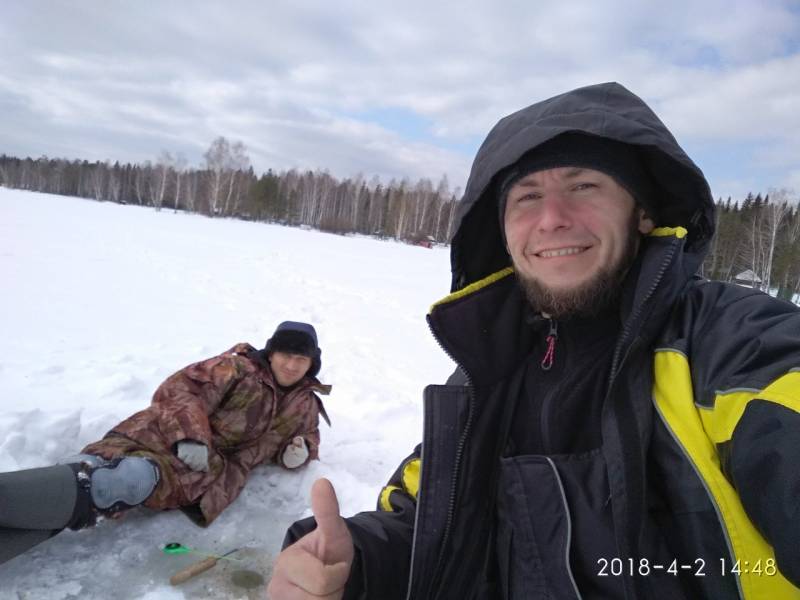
[82,343,331,525]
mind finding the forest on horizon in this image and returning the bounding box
[2,136,799,301]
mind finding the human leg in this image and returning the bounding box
[0,457,159,565]
[0,464,80,564]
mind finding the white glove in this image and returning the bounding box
[282,436,309,469]
[177,440,209,472]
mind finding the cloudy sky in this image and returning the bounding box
[4,1,799,200]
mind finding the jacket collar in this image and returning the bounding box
[428,228,692,385]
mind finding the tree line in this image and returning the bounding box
[0,137,459,245]
[703,190,800,301]
[1,138,798,299]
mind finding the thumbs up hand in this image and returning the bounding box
[267,478,355,599]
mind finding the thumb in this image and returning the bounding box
[311,477,342,536]
[309,478,353,567]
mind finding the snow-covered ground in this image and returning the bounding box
[0,188,455,599]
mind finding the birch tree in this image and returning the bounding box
[222,142,250,216]
[89,163,105,200]
[204,137,249,216]
[762,189,792,293]
[173,154,188,212]
[153,150,174,211]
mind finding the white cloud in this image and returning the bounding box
[652,54,800,141]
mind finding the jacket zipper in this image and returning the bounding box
[545,457,584,600]
[405,315,477,600]
[609,238,680,381]
[539,317,561,454]
[541,319,558,370]
[601,236,681,600]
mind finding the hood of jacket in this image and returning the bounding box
[449,81,716,292]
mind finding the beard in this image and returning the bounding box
[514,211,643,319]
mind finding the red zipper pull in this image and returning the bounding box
[541,319,558,371]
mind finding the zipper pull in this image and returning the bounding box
[540,319,558,371]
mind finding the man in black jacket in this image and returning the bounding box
[268,83,800,599]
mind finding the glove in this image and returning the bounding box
[282,436,309,469]
[176,441,209,472]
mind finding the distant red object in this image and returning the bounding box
[414,240,434,249]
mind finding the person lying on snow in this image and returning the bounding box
[0,320,330,566]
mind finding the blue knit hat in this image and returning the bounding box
[265,321,321,378]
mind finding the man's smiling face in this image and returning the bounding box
[503,166,654,316]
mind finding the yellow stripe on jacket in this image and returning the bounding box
[653,350,800,599]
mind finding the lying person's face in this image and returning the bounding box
[269,351,313,387]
